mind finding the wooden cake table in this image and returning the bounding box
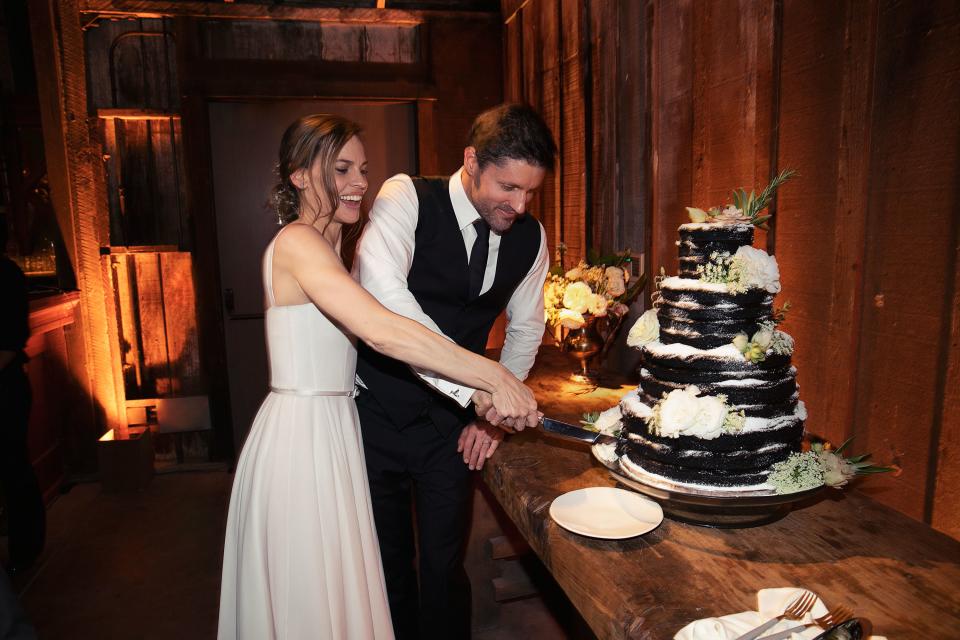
[481,347,960,639]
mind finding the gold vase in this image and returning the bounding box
[562,314,603,379]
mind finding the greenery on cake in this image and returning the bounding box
[686,169,798,229]
[767,438,896,494]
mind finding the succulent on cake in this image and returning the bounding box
[767,439,896,494]
[733,321,795,363]
[685,169,797,229]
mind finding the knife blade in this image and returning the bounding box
[539,416,619,446]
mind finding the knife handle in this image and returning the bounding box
[732,618,779,640]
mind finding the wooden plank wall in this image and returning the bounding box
[508,0,960,536]
[502,0,647,272]
[109,251,202,400]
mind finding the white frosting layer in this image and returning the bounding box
[661,276,729,293]
[642,340,744,360]
[678,223,753,233]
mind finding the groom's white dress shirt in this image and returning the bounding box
[354,168,549,407]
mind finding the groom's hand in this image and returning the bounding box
[472,390,519,433]
[457,421,505,471]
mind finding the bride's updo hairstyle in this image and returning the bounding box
[272,114,363,226]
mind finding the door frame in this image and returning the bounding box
[174,17,440,462]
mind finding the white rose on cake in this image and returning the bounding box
[733,244,781,293]
[653,386,730,440]
[592,405,622,435]
[627,309,660,347]
[690,395,727,440]
[656,387,703,438]
[562,281,593,314]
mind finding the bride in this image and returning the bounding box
[216,114,539,639]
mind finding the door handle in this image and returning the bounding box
[224,288,235,314]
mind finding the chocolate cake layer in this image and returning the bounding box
[623,451,773,488]
[638,369,798,406]
[677,223,754,279]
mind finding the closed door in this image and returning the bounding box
[208,100,417,450]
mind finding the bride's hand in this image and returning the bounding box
[489,373,539,431]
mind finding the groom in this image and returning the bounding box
[353,103,556,639]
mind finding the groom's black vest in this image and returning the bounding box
[356,175,541,432]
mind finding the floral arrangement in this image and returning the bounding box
[544,247,645,331]
[696,244,782,295]
[767,438,896,494]
[733,319,795,364]
[686,169,797,229]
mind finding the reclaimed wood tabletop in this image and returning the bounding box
[482,347,960,639]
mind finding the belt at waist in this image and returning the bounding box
[270,386,357,397]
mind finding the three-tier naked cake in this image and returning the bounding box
[598,175,805,491]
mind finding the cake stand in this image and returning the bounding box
[592,447,824,528]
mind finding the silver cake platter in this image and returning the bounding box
[592,446,824,528]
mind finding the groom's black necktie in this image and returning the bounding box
[468,218,489,299]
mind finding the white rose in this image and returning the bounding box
[688,395,727,440]
[587,293,609,316]
[593,406,622,435]
[626,309,660,347]
[605,267,626,296]
[565,266,583,280]
[657,387,702,437]
[819,451,856,487]
[558,308,585,329]
[752,327,773,349]
[563,281,593,314]
[734,245,781,293]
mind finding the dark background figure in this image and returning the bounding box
[0,215,45,576]
[0,569,35,640]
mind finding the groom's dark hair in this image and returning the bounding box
[466,103,557,171]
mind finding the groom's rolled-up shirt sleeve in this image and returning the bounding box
[353,174,477,407]
[500,224,549,381]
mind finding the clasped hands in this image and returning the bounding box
[457,390,540,471]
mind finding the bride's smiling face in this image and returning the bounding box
[296,135,369,225]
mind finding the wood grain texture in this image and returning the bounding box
[483,347,960,639]
[852,0,960,520]
[649,0,692,281]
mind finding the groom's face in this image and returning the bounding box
[463,148,546,234]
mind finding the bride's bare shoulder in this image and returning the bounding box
[273,223,337,263]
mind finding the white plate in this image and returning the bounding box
[549,486,664,539]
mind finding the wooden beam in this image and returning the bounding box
[79,0,436,24]
[29,0,125,432]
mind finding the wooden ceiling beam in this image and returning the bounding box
[77,0,468,24]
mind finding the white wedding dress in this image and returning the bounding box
[218,231,394,639]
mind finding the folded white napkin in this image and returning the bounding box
[673,587,887,640]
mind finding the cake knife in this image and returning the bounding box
[539,416,620,446]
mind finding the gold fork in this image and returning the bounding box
[733,591,818,640]
[757,604,853,640]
